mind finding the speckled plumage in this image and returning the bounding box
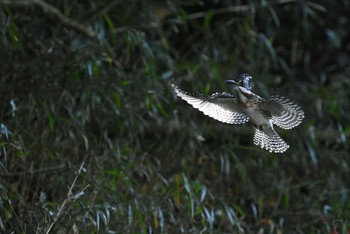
[171,73,304,153]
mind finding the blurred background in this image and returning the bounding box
[0,0,349,233]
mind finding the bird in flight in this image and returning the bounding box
[171,73,304,153]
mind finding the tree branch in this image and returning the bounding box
[1,0,96,38]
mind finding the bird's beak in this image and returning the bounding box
[225,80,239,85]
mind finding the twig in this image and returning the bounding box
[1,164,66,176]
[1,0,301,37]
[45,158,88,234]
[186,0,299,20]
[110,0,300,34]
[186,4,250,20]
[0,0,96,37]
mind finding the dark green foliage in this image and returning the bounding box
[0,0,350,233]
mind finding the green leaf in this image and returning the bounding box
[103,13,116,45]
[112,92,122,113]
[232,204,245,217]
[283,191,290,209]
[329,98,340,119]
[204,10,213,32]
[7,22,23,51]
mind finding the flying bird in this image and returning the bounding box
[171,73,304,153]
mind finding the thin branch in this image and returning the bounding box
[187,4,250,20]
[186,0,299,20]
[0,0,96,37]
[1,0,299,37]
[45,158,89,234]
[110,0,300,34]
[0,163,66,176]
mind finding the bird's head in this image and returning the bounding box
[225,73,253,91]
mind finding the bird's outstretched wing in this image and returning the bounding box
[262,96,304,129]
[172,84,249,124]
[253,127,289,153]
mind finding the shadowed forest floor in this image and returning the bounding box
[0,0,350,233]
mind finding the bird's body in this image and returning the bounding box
[172,73,304,153]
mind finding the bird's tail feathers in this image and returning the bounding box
[253,127,289,153]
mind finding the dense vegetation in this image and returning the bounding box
[1,0,350,233]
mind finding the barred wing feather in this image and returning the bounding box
[263,96,304,129]
[172,84,249,124]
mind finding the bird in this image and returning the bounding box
[171,73,304,153]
